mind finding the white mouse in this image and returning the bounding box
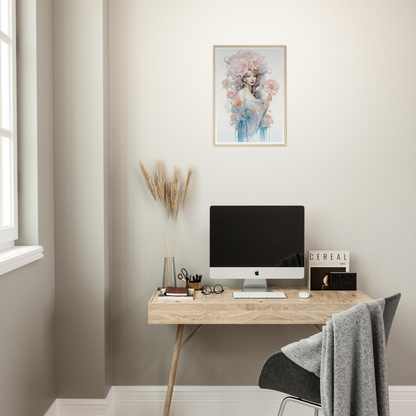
[299,291,311,299]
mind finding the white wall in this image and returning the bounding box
[110,0,416,386]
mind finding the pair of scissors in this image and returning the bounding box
[177,268,190,283]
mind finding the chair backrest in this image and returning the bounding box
[383,293,401,345]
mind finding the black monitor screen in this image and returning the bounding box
[210,206,304,267]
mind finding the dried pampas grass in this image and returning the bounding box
[156,159,165,203]
[182,164,193,205]
[139,159,193,282]
[171,167,180,221]
[164,180,170,219]
[139,160,157,201]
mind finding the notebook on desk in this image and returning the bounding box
[157,288,195,301]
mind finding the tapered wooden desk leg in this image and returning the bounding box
[163,324,184,416]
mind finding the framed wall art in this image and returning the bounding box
[213,45,286,146]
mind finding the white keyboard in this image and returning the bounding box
[233,291,286,299]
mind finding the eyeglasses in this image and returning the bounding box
[201,284,224,295]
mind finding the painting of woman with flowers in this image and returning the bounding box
[214,46,286,146]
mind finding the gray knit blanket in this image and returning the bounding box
[282,299,389,416]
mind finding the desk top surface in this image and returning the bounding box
[148,286,372,325]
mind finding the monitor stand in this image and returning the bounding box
[242,279,270,292]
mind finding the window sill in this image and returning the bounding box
[0,245,44,276]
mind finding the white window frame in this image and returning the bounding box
[0,0,43,274]
[0,0,17,246]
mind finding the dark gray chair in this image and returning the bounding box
[258,293,401,416]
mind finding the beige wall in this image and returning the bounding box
[110,0,416,386]
[54,0,111,399]
[0,0,56,415]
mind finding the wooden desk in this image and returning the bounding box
[148,286,372,416]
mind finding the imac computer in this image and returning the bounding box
[209,205,305,292]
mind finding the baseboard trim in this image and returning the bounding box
[45,385,416,416]
[389,385,416,402]
[112,385,281,403]
[51,389,114,416]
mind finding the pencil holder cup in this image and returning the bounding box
[187,282,201,290]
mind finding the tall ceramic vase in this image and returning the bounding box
[162,257,176,288]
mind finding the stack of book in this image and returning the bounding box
[157,286,195,301]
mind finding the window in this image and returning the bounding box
[0,0,42,274]
[0,0,17,247]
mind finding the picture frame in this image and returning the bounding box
[213,45,287,147]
